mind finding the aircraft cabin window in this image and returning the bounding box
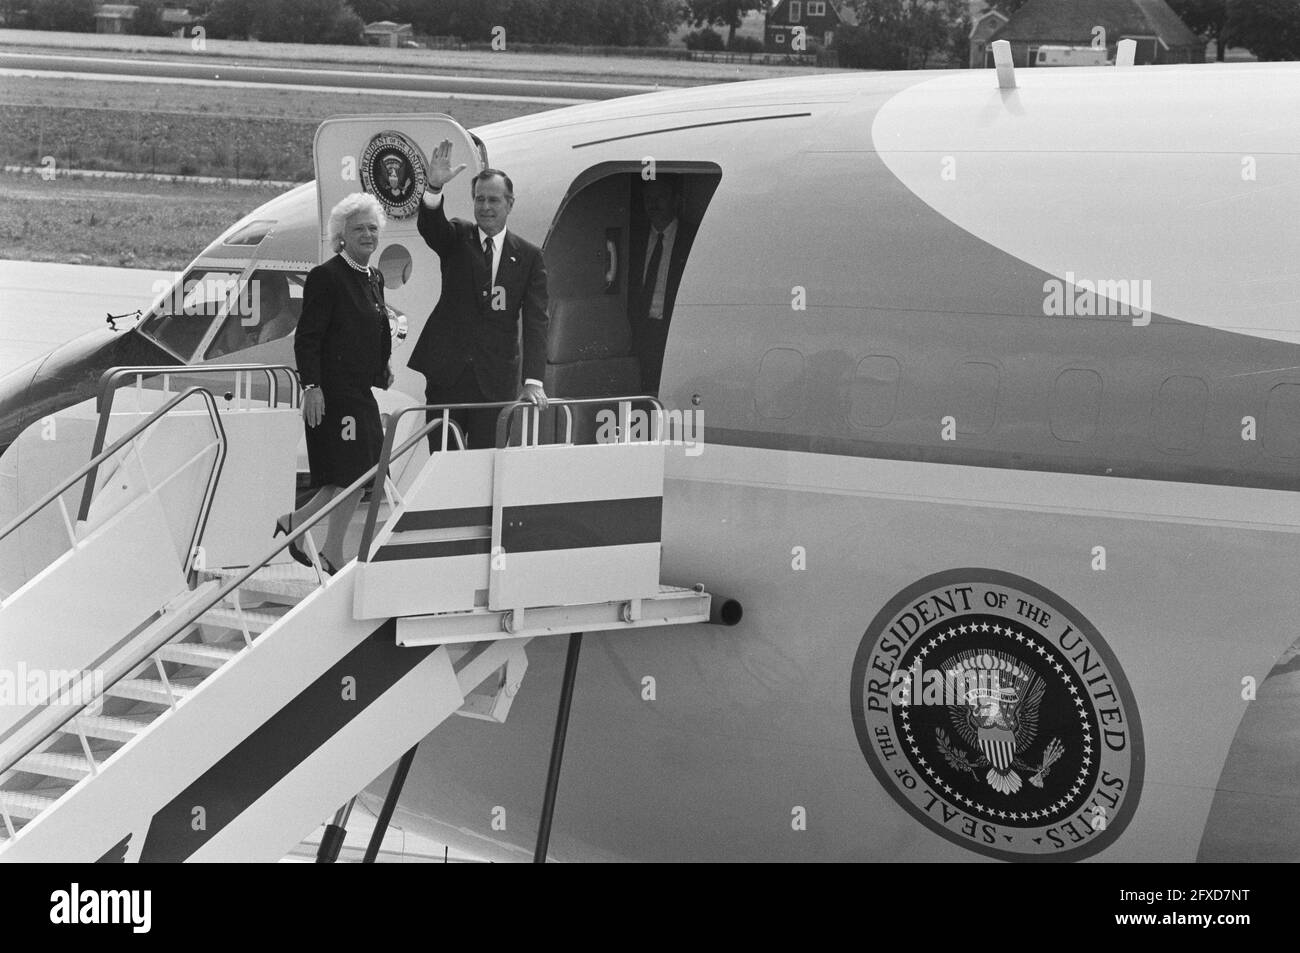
[205,271,305,360]
[223,220,274,246]
[849,356,901,430]
[1152,375,1208,453]
[950,361,999,436]
[1050,368,1102,443]
[138,268,240,361]
[756,348,804,420]
[1263,383,1300,459]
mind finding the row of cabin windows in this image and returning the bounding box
[754,349,1300,459]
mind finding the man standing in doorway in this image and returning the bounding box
[409,139,549,449]
[628,175,696,394]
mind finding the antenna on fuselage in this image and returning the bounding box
[1115,38,1137,67]
[992,40,1016,90]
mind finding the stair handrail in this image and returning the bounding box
[0,386,227,566]
[494,395,665,449]
[80,364,298,522]
[0,402,443,781]
[357,395,665,564]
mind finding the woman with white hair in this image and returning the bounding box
[276,192,393,573]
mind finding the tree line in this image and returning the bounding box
[835,0,1298,68]
[2,0,1296,62]
[0,0,759,47]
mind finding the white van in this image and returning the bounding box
[1034,45,1110,66]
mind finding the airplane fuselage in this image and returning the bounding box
[4,62,1298,861]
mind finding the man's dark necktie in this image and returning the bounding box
[643,230,664,298]
[483,236,494,281]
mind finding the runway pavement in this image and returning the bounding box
[0,51,654,104]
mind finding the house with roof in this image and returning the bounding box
[988,0,1204,67]
[764,0,857,54]
[94,4,137,34]
[969,6,1010,69]
[161,5,202,38]
[364,21,414,48]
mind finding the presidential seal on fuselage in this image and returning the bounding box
[850,569,1144,861]
[359,131,426,220]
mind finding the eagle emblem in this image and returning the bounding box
[359,130,426,220]
[936,650,1062,795]
[382,155,408,199]
[851,570,1143,861]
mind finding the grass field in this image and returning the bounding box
[0,75,556,181]
[0,174,289,269]
[0,74,552,269]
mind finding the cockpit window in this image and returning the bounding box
[137,269,240,360]
[223,220,275,246]
[205,271,304,359]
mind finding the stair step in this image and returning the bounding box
[68,714,152,743]
[15,752,92,781]
[201,564,320,601]
[0,790,58,821]
[197,605,282,634]
[106,678,192,706]
[158,641,243,668]
[197,605,284,634]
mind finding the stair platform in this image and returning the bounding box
[396,584,711,647]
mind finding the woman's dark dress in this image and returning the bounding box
[294,254,392,487]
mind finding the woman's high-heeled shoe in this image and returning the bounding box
[276,515,313,568]
[287,538,313,569]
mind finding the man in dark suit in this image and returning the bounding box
[408,139,549,449]
[628,175,697,394]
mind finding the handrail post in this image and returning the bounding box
[357,414,402,564]
[55,495,76,546]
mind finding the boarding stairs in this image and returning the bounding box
[0,368,713,861]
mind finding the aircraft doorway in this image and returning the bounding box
[541,163,720,441]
